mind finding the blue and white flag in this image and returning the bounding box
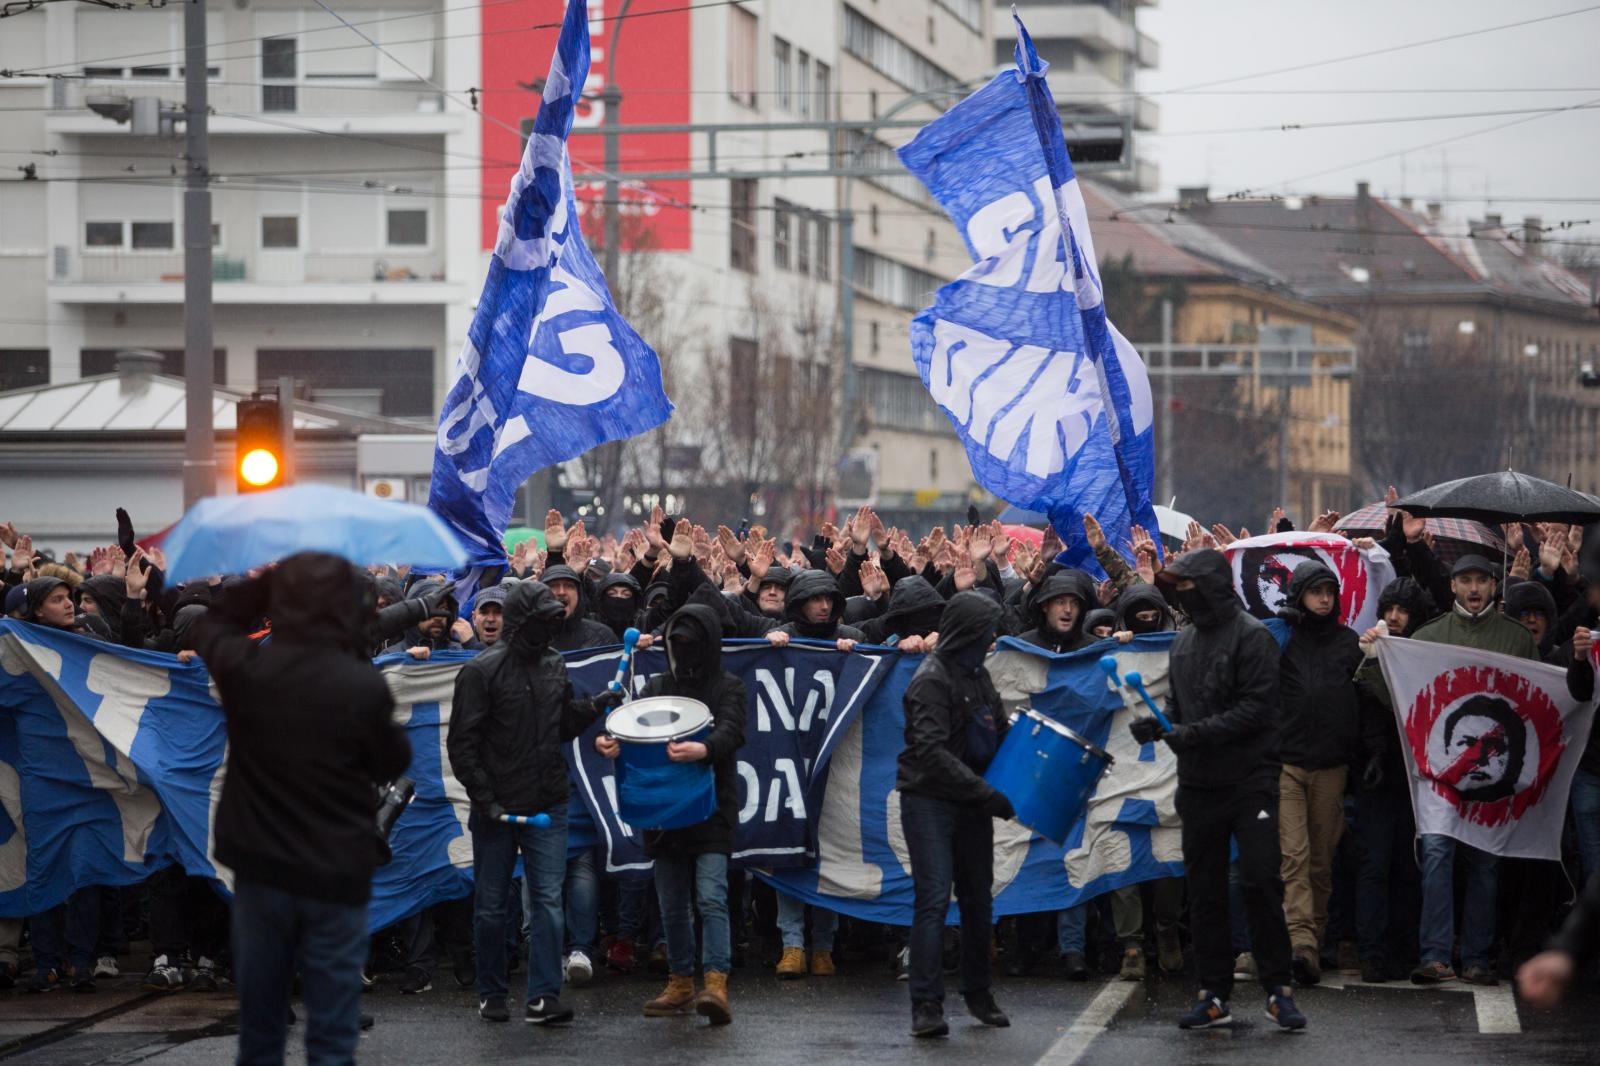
[897,14,1158,574]
[428,0,672,568]
[764,635,1183,923]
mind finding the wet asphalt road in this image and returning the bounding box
[3,953,1598,1065]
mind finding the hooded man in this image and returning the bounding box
[896,591,1014,1039]
[858,576,946,651]
[446,580,620,1027]
[192,552,412,1064]
[1274,561,1363,987]
[76,574,129,643]
[20,577,77,631]
[1017,570,1097,653]
[594,572,642,642]
[540,564,624,651]
[596,602,746,1026]
[1136,549,1304,1032]
[1361,555,1537,987]
[742,562,792,620]
[1114,583,1175,638]
[1505,579,1561,662]
[1352,576,1433,983]
[394,580,464,657]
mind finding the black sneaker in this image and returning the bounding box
[26,967,61,994]
[188,958,219,993]
[360,1014,375,1031]
[964,991,1010,1028]
[525,996,574,1025]
[145,956,184,992]
[397,967,432,995]
[452,957,475,990]
[1178,991,1232,1030]
[479,996,509,1023]
[72,974,97,993]
[1360,959,1388,984]
[1266,987,1307,1031]
[1460,966,1499,987]
[911,1001,948,1038]
[1061,950,1090,981]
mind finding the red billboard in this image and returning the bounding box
[480,0,693,253]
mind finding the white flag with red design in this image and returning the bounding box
[1224,531,1396,632]
[1375,637,1596,859]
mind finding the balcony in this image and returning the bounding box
[1136,31,1161,69]
[1003,3,1134,55]
[50,249,458,305]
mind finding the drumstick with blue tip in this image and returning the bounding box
[499,813,552,828]
[1122,671,1175,733]
[1097,655,1123,688]
[607,628,641,703]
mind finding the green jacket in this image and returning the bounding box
[1412,603,1540,660]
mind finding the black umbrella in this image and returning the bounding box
[1393,470,1600,526]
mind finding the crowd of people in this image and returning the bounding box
[3,495,1600,1055]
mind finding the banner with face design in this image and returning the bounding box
[1224,531,1395,633]
[1376,637,1595,859]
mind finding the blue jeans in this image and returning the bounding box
[1057,903,1088,954]
[654,852,730,976]
[900,791,993,1009]
[472,806,568,1003]
[1418,834,1497,970]
[1571,768,1600,888]
[564,848,599,956]
[231,877,367,1066]
[29,888,98,976]
[776,891,836,952]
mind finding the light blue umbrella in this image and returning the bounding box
[161,483,469,584]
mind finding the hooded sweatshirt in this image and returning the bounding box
[859,576,946,645]
[1155,549,1283,792]
[1504,579,1560,662]
[1017,569,1096,652]
[777,569,867,642]
[594,571,642,642]
[1356,576,1436,782]
[1115,583,1174,634]
[895,591,1011,808]
[1276,561,1364,770]
[541,564,624,651]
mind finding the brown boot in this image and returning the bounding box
[643,974,696,1017]
[775,947,807,979]
[809,950,835,977]
[695,971,732,1025]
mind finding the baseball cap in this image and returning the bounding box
[1450,554,1499,578]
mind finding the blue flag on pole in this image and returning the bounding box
[428,0,673,567]
[896,13,1158,573]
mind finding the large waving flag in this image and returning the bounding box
[897,14,1157,573]
[428,0,672,567]
[1376,637,1596,859]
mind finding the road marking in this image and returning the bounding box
[1318,972,1521,1034]
[1034,980,1142,1066]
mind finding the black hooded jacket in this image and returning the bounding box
[594,571,642,642]
[895,591,1010,807]
[1156,549,1283,792]
[776,569,867,642]
[1505,579,1561,662]
[1276,562,1364,770]
[638,604,748,857]
[541,564,624,651]
[446,581,604,817]
[1115,583,1174,633]
[1356,576,1435,782]
[79,575,131,644]
[194,552,411,904]
[1017,569,1097,652]
[859,576,946,645]
[397,580,461,651]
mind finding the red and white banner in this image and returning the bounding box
[1375,637,1595,859]
[1224,531,1395,632]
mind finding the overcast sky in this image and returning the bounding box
[1136,0,1599,254]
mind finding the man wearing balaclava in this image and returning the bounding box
[1134,549,1306,1032]
[595,602,746,1026]
[896,591,1014,1039]
[446,581,621,1028]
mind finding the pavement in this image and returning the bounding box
[4,953,1599,1065]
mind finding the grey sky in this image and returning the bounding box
[1137,0,1599,252]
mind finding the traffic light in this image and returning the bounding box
[235,398,284,493]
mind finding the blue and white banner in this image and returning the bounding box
[428,0,673,567]
[897,14,1158,575]
[764,634,1183,923]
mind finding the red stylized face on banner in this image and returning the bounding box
[1231,539,1368,626]
[1404,665,1565,827]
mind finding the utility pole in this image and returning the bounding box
[1159,297,1173,506]
[181,1,215,508]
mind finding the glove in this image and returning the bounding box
[982,792,1016,820]
[1361,756,1384,791]
[593,688,625,714]
[1129,716,1168,744]
[419,583,450,616]
[478,801,506,824]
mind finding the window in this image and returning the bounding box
[730,179,757,273]
[870,320,880,354]
[854,248,941,311]
[84,221,123,248]
[729,336,758,440]
[773,37,791,111]
[0,350,49,393]
[796,50,811,118]
[212,222,223,247]
[262,36,297,79]
[796,213,811,274]
[773,199,792,270]
[81,348,226,384]
[815,215,830,280]
[386,209,428,247]
[930,448,938,481]
[843,7,962,95]
[870,203,879,236]
[728,4,758,107]
[814,61,831,121]
[861,367,942,432]
[261,215,300,249]
[130,221,174,249]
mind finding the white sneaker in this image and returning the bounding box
[564,950,593,986]
[93,956,119,979]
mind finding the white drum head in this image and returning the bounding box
[608,695,712,743]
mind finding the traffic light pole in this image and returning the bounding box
[277,376,295,485]
[181,2,216,508]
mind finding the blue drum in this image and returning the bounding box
[607,696,718,831]
[983,709,1113,843]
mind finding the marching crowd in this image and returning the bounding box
[3,496,1600,1057]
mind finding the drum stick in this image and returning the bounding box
[499,812,552,828]
[1097,655,1123,688]
[1121,671,1175,733]
[608,627,641,699]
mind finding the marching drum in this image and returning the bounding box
[607,695,718,831]
[983,709,1113,843]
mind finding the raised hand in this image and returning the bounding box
[1012,542,1038,585]
[1270,506,1288,532]
[926,526,948,559]
[1540,528,1565,575]
[850,506,872,553]
[1308,510,1341,534]
[644,505,668,555]
[544,509,568,552]
[1510,547,1532,581]
[748,538,774,581]
[669,519,694,561]
[991,524,1013,566]
[1210,523,1237,548]
[1083,514,1107,551]
[717,525,746,565]
[953,548,977,591]
[1040,524,1064,562]
[860,559,890,600]
[1134,543,1157,585]
[0,522,16,549]
[1096,578,1117,607]
[970,522,994,562]
[825,543,846,575]
[868,510,888,552]
[110,546,128,579]
[125,547,151,598]
[1184,521,1206,553]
